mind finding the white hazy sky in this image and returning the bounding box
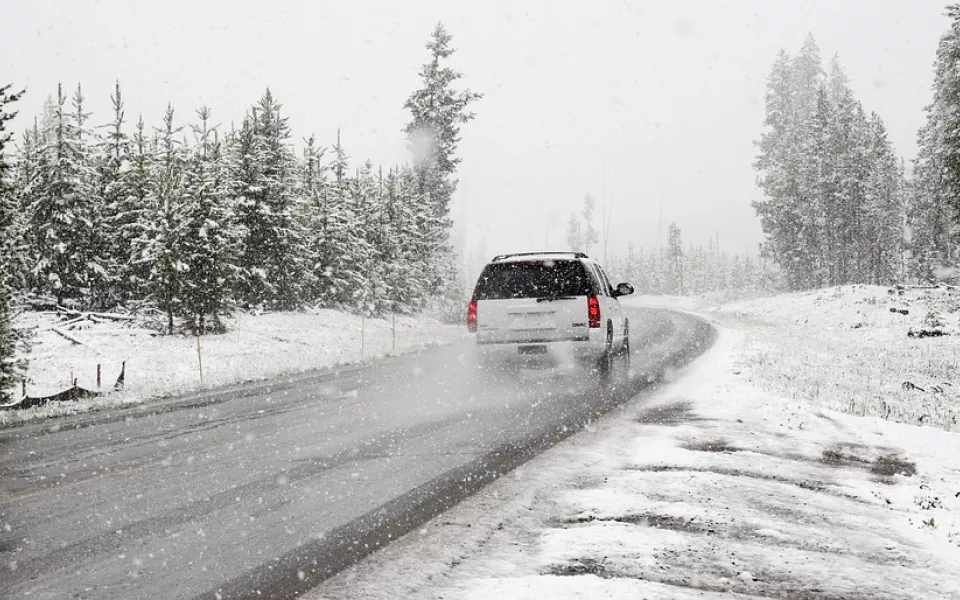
[1,0,951,265]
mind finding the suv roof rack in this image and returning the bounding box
[491,251,589,262]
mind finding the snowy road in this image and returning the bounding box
[0,307,712,600]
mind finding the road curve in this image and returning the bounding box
[0,307,713,600]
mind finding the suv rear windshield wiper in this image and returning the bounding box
[536,295,577,302]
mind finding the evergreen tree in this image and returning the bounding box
[134,104,185,333]
[665,222,684,294]
[753,49,803,289]
[351,160,380,313]
[121,115,155,297]
[911,4,960,279]
[0,84,25,401]
[730,254,745,288]
[315,132,368,308]
[28,83,100,306]
[9,119,40,294]
[297,135,329,304]
[179,108,240,333]
[565,213,583,252]
[393,166,433,310]
[71,84,111,307]
[862,115,905,284]
[581,194,599,255]
[792,34,824,120]
[403,23,482,295]
[232,90,305,309]
[98,81,133,304]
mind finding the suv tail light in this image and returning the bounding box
[467,300,478,333]
[588,296,601,328]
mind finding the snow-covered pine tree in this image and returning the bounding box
[315,132,369,309]
[403,23,482,297]
[729,254,745,289]
[565,216,582,252]
[121,115,156,298]
[862,114,905,284]
[684,245,705,294]
[566,214,583,253]
[368,165,396,314]
[232,90,305,309]
[350,160,380,314]
[582,194,599,255]
[825,57,872,285]
[753,49,803,289]
[911,4,960,280]
[98,81,134,305]
[133,104,185,333]
[795,86,836,289]
[392,166,433,310]
[665,222,683,294]
[71,84,111,307]
[792,35,824,123]
[179,107,240,333]
[28,83,101,307]
[716,250,730,291]
[9,118,41,295]
[297,135,329,304]
[0,84,25,401]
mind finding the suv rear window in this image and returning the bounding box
[472,260,595,300]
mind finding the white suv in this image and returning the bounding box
[467,252,634,375]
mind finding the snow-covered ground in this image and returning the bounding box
[716,285,960,431]
[1,309,464,427]
[311,287,960,599]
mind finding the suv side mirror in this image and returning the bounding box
[614,282,634,297]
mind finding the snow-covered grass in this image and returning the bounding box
[311,326,960,600]
[713,284,960,430]
[632,285,960,430]
[0,309,464,428]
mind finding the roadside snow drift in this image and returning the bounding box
[2,309,463,427]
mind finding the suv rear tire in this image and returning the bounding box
[596,324,615,379]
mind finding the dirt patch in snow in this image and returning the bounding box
[871,454,917,478]
[683,438,741,453]
[634,401,706,426]
[626,465,851,498]
[820,444,916,479]
[545,556,885,600]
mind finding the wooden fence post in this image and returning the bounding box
[196,331,204,383]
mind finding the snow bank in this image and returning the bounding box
[1,309,464,428]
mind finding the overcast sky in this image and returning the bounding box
[2,0,951,268]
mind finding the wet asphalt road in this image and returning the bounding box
[0,307,713,600]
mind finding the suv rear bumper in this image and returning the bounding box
[475,334,606,365]
[476,335,589,344]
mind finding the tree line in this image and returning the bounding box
[0,23,480,400]
[912,5,960,283]
[608,222,775,296]
[753,34,906,291]
[755,13,960,291]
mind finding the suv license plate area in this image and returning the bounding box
[518,345,547,356]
